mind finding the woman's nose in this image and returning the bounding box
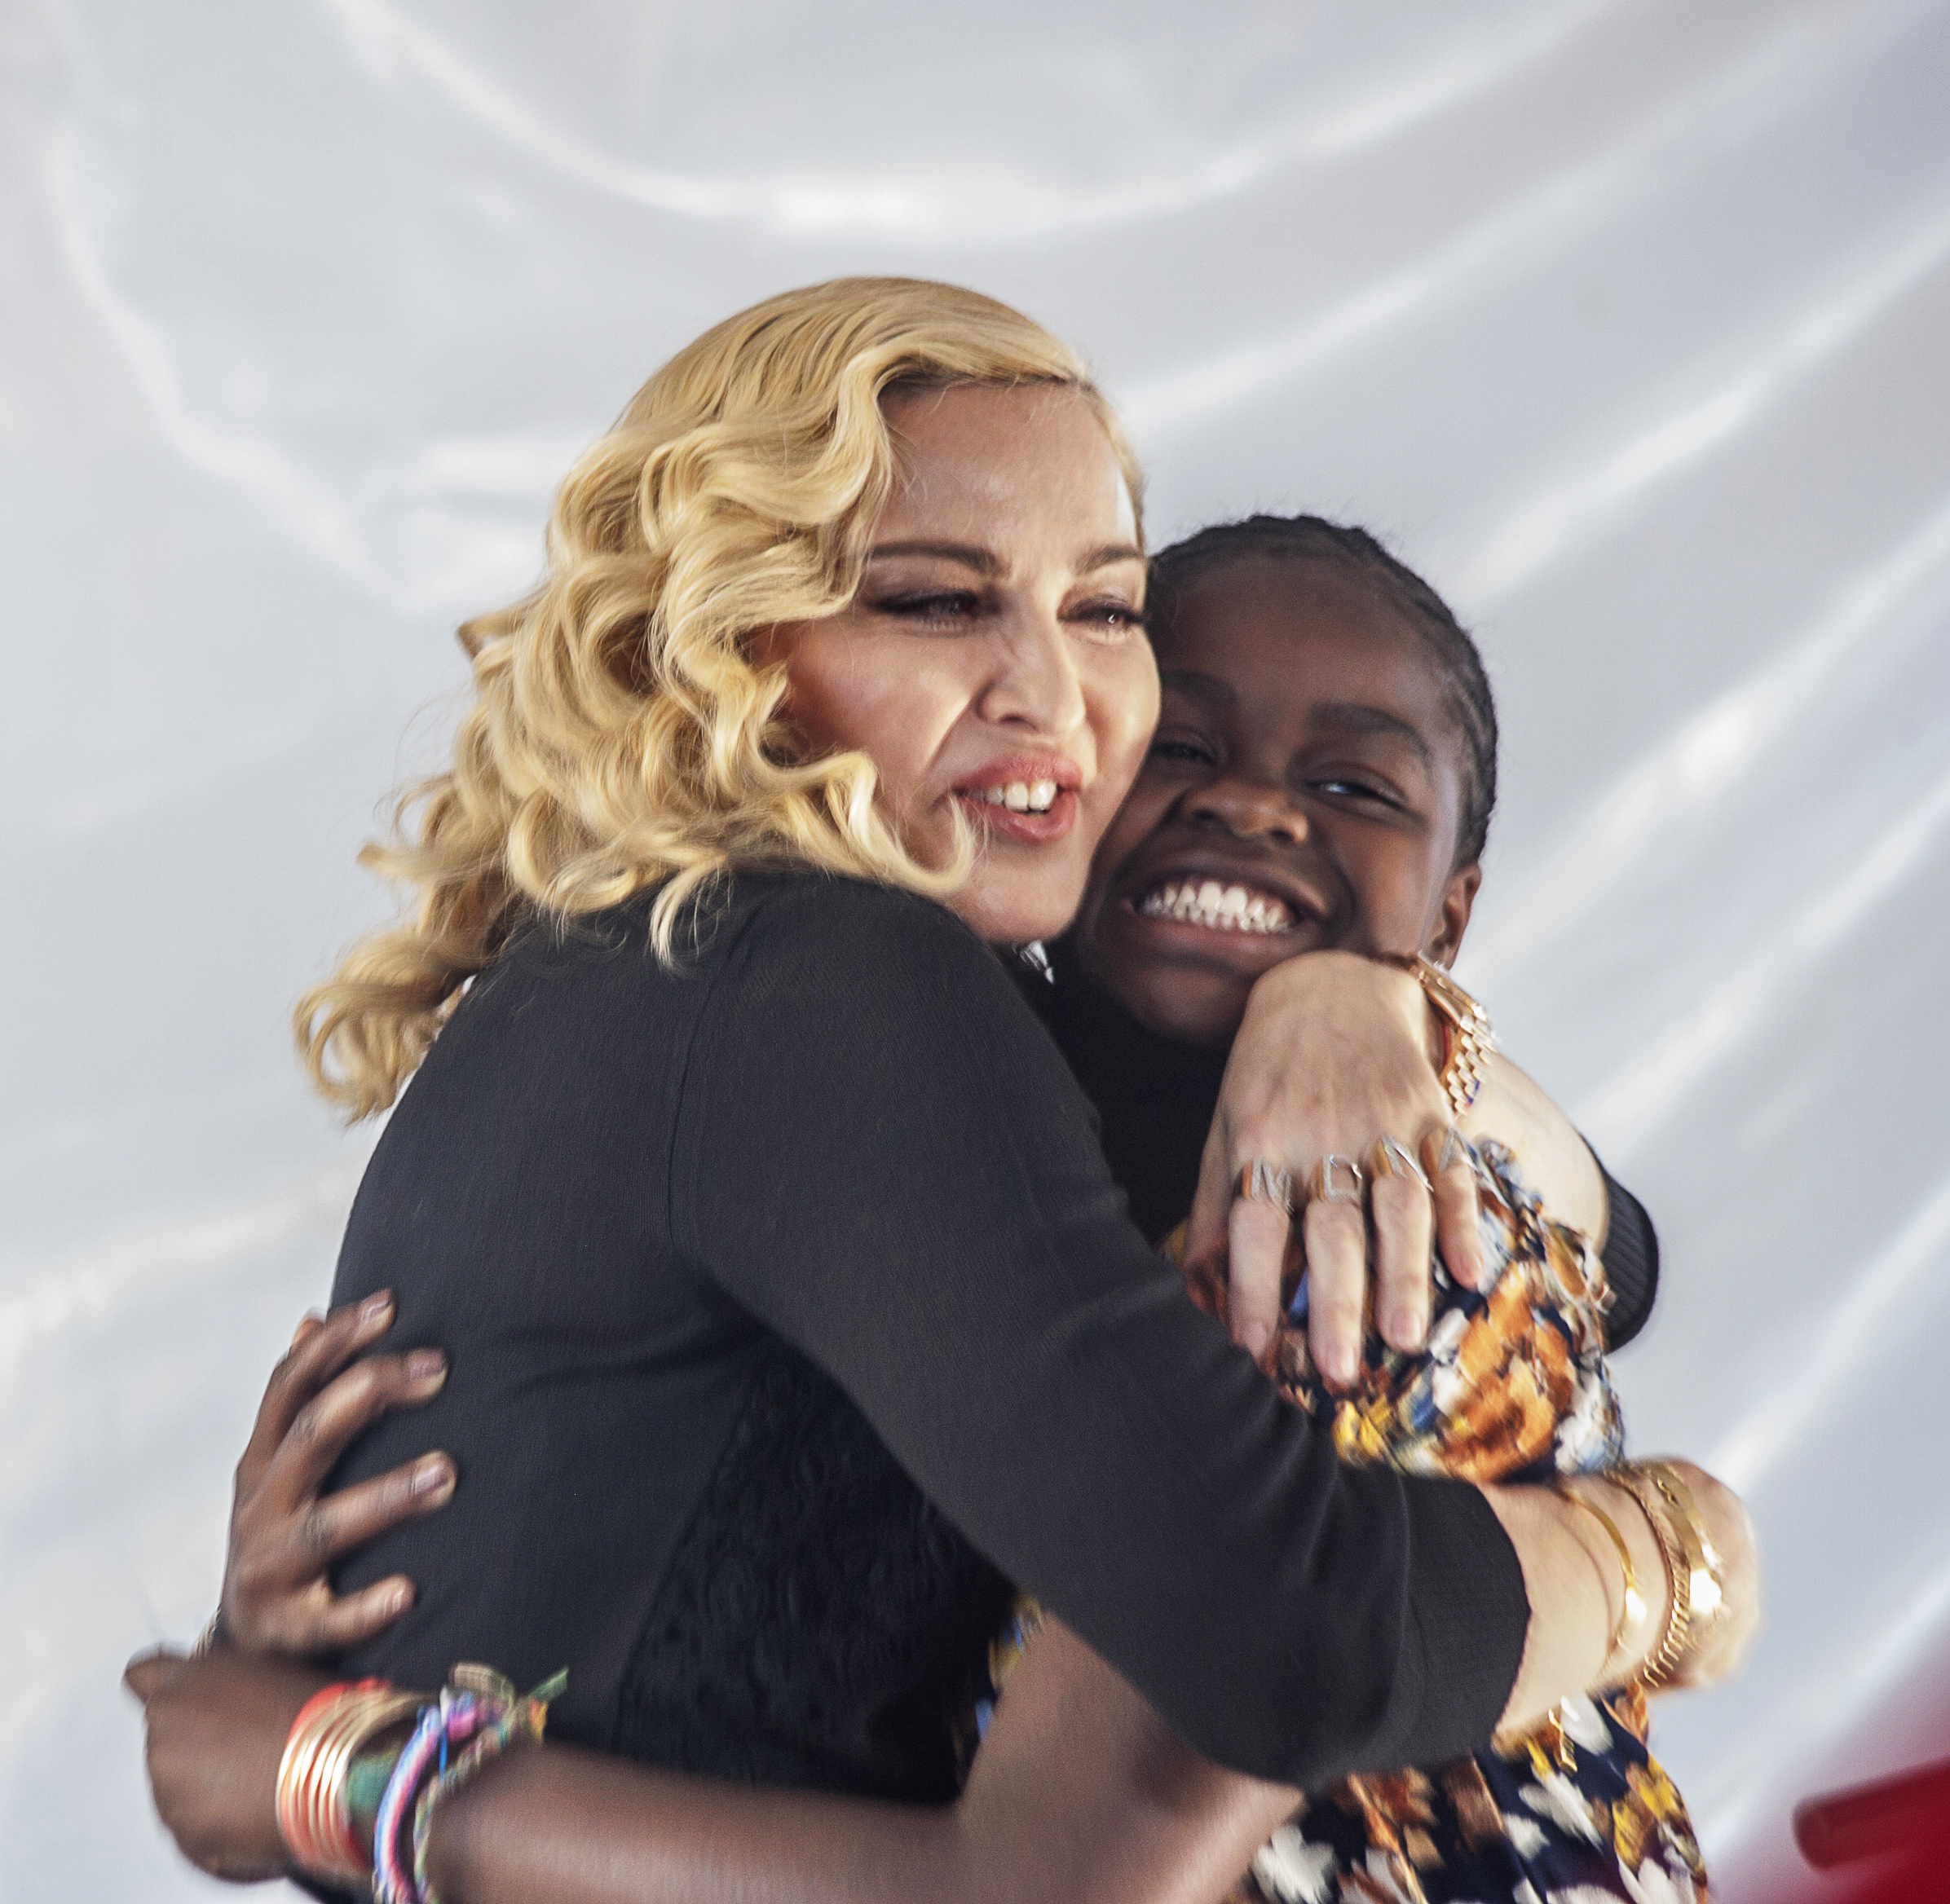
[1187,778,1309,844]
[974,611,1088,739]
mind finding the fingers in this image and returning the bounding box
[1302,1199,1366,1386]
[124,1648,188,1704]
[1368,1142,1436,1351]
[256,1347,449,1517]
[1224,1197,1290,1363]
[296,1453,457,1568]
[1423,1126,1485,1289]
[238,1291,399,1488]
[294,1575,423,1656]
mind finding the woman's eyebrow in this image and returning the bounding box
[866,540,1144,576]
[867,540,998,574]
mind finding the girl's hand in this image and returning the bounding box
[222,1292,455,1657]
[123,1648,324,1881]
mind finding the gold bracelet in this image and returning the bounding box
[1640,1461,1727,1624]
[276,1681,426,1882]
[1554,1479,1648,1677]
[1387,954,1495,1117]
[1611,1466,1692,1690]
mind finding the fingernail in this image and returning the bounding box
[412,1456,454,1497]
[1323,1344,1357,1385]
[1238,1320,1270,1360]
[385,1580,416,1614]
[406,1348,446,1382]
[1385,1305,1426,1350]
[360,1289,395,1325]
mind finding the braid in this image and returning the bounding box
[1149,514,1498,866]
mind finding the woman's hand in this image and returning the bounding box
[1186,953,1480,1377]
[222,1291,456,1657]
[123,1648,325,1881]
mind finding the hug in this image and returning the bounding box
[130,278,1758,1904]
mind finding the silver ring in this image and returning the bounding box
[1430,1126,1471,1175]
[1375,1134,1432,1192]
[1308,1155,1365,1205]
[1238,1159,1295,1216]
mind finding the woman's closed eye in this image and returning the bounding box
[871,588,986,628]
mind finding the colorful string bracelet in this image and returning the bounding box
[373,1664,567,1904]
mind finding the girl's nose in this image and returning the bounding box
[1187,777,1308,845]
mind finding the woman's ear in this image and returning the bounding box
[1423,862,1482,967]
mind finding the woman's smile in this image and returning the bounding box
[765,382,1157,945]
[952,751,1083,843]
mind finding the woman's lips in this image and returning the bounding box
[954,756,1083,844]
[955,787,1079,844]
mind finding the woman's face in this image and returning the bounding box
[1069,555,1481,1050]
[763,384,1158,945]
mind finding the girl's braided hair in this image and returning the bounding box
[1149,513,1498,866]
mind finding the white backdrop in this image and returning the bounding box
[6,3,1949,1898]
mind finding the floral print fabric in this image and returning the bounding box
[980,1143,1710,1904]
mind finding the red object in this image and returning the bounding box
[1795,1758,1950,1902]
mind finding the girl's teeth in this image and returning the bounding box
[1136,880,1294,935]
[977,780,1060,813]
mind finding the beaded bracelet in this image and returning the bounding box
[373,1664,567,1904]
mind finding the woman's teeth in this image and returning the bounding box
[1138,880,1293,934]
[973,780,1060,813]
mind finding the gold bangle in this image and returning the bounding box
[276,1681,426,1882]
[1554,1480,1648,1677]
[1387,954,1495,1117]
[1611,1467,1692,1690]
[1639,1460,1727,1625]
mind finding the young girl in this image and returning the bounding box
[1027,512,1712,1902]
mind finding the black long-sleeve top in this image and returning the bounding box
[328,874,1532,1800]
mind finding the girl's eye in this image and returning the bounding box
[1312,775,1394,805]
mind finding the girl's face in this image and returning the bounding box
[1069,554,1482,1051]
[762,383,1158,945]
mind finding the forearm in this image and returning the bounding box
[1461,1051,1608,1245]
[427,1747,964,1904]
[1482,1476,1670,1735]
[428,1622,1298,1904]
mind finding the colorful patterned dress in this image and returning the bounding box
[973,1143,1710,1904]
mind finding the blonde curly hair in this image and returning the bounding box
[298,277,1145,1118]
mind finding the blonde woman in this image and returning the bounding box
[130,280,1755,1903]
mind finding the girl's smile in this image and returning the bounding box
[1070,553,1481,1051]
